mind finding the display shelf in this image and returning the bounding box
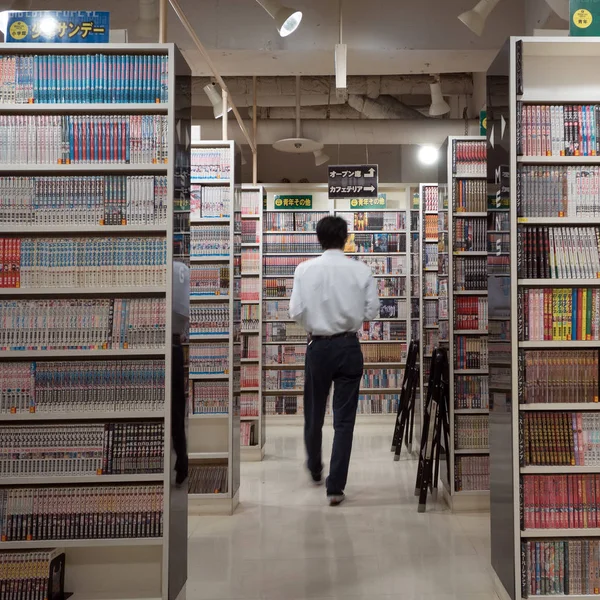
[438,136,489,509]
[0,42,190,600]
[189,413,229,420]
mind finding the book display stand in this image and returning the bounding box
[438,136,490,512]
[187,141,240,514]
[0,43,191,600]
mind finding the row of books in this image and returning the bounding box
[190,305,229,336]
[190,226,230,257]
[0,484,164,541]
[488,255,510,275]
[189,343,229,376]
[264,344,306,366]
[263,211,327,232]
[263,300,290,322]
[358,321,406,342]
[454,179,487,213]
[410,211,419,232]
[455,297,488,331]
[0,54,168,104]
[356,255,405,275]
[0,360,165,415]
[424,214,438,239]
[0,114,169,165]
[455,375,489,409]
[356,395,400,415]
[188,465,228,494]
[522,474,600,529]
[190,186,231,219]
[519,226,600,280]
[453,140,486,175]
[454,257,487,291]
[517,165,600,218]
[454,455,489,492]
[241,365,259,388]
[423,302,438,327]
[0,298,165,350]
[424,272,438,296]
[241,335,259,359]
[520,288,600,341]
[241,305,259,331]
[241,278,260,303]
[190,148,231,181]
[424,244,438,269]
[263,277,293,298]
[454,217,487,252]
[189,381,228,414]
[0,422,164,476]
[264,369,304,391]
[439,210,448,233]
[190,265,230,297]
[0,549,64,600]
[263,235,320,254]
[344,233,406,253]
[173,235,189,259]
[375,277,406,297]
[241,220,260,244]
[521,412,600,466]
[241,248,260,274]
[263,255,306,276]
[0,175,168,226]
[454,336,488,370]
[361,368,403,389]
[1,236,167,289]
[241,421,257,446]
[337,211,406,232]
[519,104,600,156]
[362,343,406,364]
[265,396,304,415]
[423,186,438,212]
[241,190,262,216]
[521,538,600,597]
[263,322,306,343]
[174,212,190,234]
[241,393,259,417]
[519,350,598,405]
[454,415,489,449]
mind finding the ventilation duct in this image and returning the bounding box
[347,95,426,120]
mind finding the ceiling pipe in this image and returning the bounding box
[347,95,426,120]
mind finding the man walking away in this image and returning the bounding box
[290,216,379,506]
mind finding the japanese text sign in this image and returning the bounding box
[274,195,313,210]
[570,0,600,35]
[328,165,378,199]
[6,11,110,43]
[349,194,387,209]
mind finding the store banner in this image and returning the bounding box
[349,194,387,209]
[328,165,378,199]
[570,0,600,35]
[5,11,110,43]
[273,195,313,210]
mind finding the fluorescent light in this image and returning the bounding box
[256,0,303,37]
[204,82,232,119]
[458,0,501,36]
[314,149,330,166]
[429,82,450,117]
[418,145,439,166]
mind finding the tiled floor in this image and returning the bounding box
[187,423,499,600]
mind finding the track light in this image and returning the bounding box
[314,149,330,166]
[256,0,303,37]
[458,0,501,36]
[418,145,439,166]
[429,80,450,117]
[204,82,232,119]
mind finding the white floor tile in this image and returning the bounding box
[187,423,499,600]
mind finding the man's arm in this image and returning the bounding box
[289,266,306,327]
[364,273,380,321]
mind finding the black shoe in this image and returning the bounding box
[309,470,323,486]
[328,493,346,507]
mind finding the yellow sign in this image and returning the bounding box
[9,21,29,40]
[349,194,387,209]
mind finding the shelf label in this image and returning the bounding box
[349,194,387,209]
[570,1,600,36]
[273,195,313,210]
[328,164,378,199]
[5,11,110,43]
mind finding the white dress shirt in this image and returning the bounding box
[289,249,380,336]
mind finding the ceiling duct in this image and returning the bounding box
[347,95,426,120]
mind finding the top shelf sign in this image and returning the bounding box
[328,164,378,199]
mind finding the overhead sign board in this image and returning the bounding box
[5,11,110,43]
[328,165,378,199]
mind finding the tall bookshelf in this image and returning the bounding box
[0,43,190,600]
[240,184,265,460]
[187,141,240,514]
[419,183,440,424]
[409,187,422,439]
[438,136,489,512]
[487,37,600,600]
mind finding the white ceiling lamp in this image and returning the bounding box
[458,0,502,36]
[429,77,450,117]
[418,145,440,166]
[314,149,330,166]
[544,0,569,20]
[204,82,232,119]
[133,0,159,40]
[255,0,303,37]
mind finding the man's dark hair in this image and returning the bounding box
[316,216,348,250]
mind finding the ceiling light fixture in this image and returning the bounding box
[314,149,330,166]
[429,78,451,117]
[255,0,303,37]
[458,0,501,36]
[204,82,232,119]
[418,145,439,166]
[335,0,347,91]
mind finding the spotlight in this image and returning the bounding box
[204,82,232,119]
[314,149,330,166]
[429,80,451,117]
[418,145,439,166]
[256,0,303,37]
[458,0,501,36]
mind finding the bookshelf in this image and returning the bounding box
[438,136,490,512]
[187,141,240,513]
[486,36,600,600]
[0,43,190,600]
[409,187,421,441]
[240,184,265,461]
[419,183,440,434]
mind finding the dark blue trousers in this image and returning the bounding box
[304,335,364,495]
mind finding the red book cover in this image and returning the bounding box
[577,288,583,341]
[0,239,5,288]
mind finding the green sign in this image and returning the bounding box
[274,195,313,210]
[570,0,600,35]
[480,110,487,136]
[349,194,387,210]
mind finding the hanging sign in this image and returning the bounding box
[349,194,387,210]
[5,11,110,43]
[328,165,378,199]
[570,0,600,35]
[274,195,313,210]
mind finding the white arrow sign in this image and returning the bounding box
[364,168,376,178]
[364,185,376,192]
